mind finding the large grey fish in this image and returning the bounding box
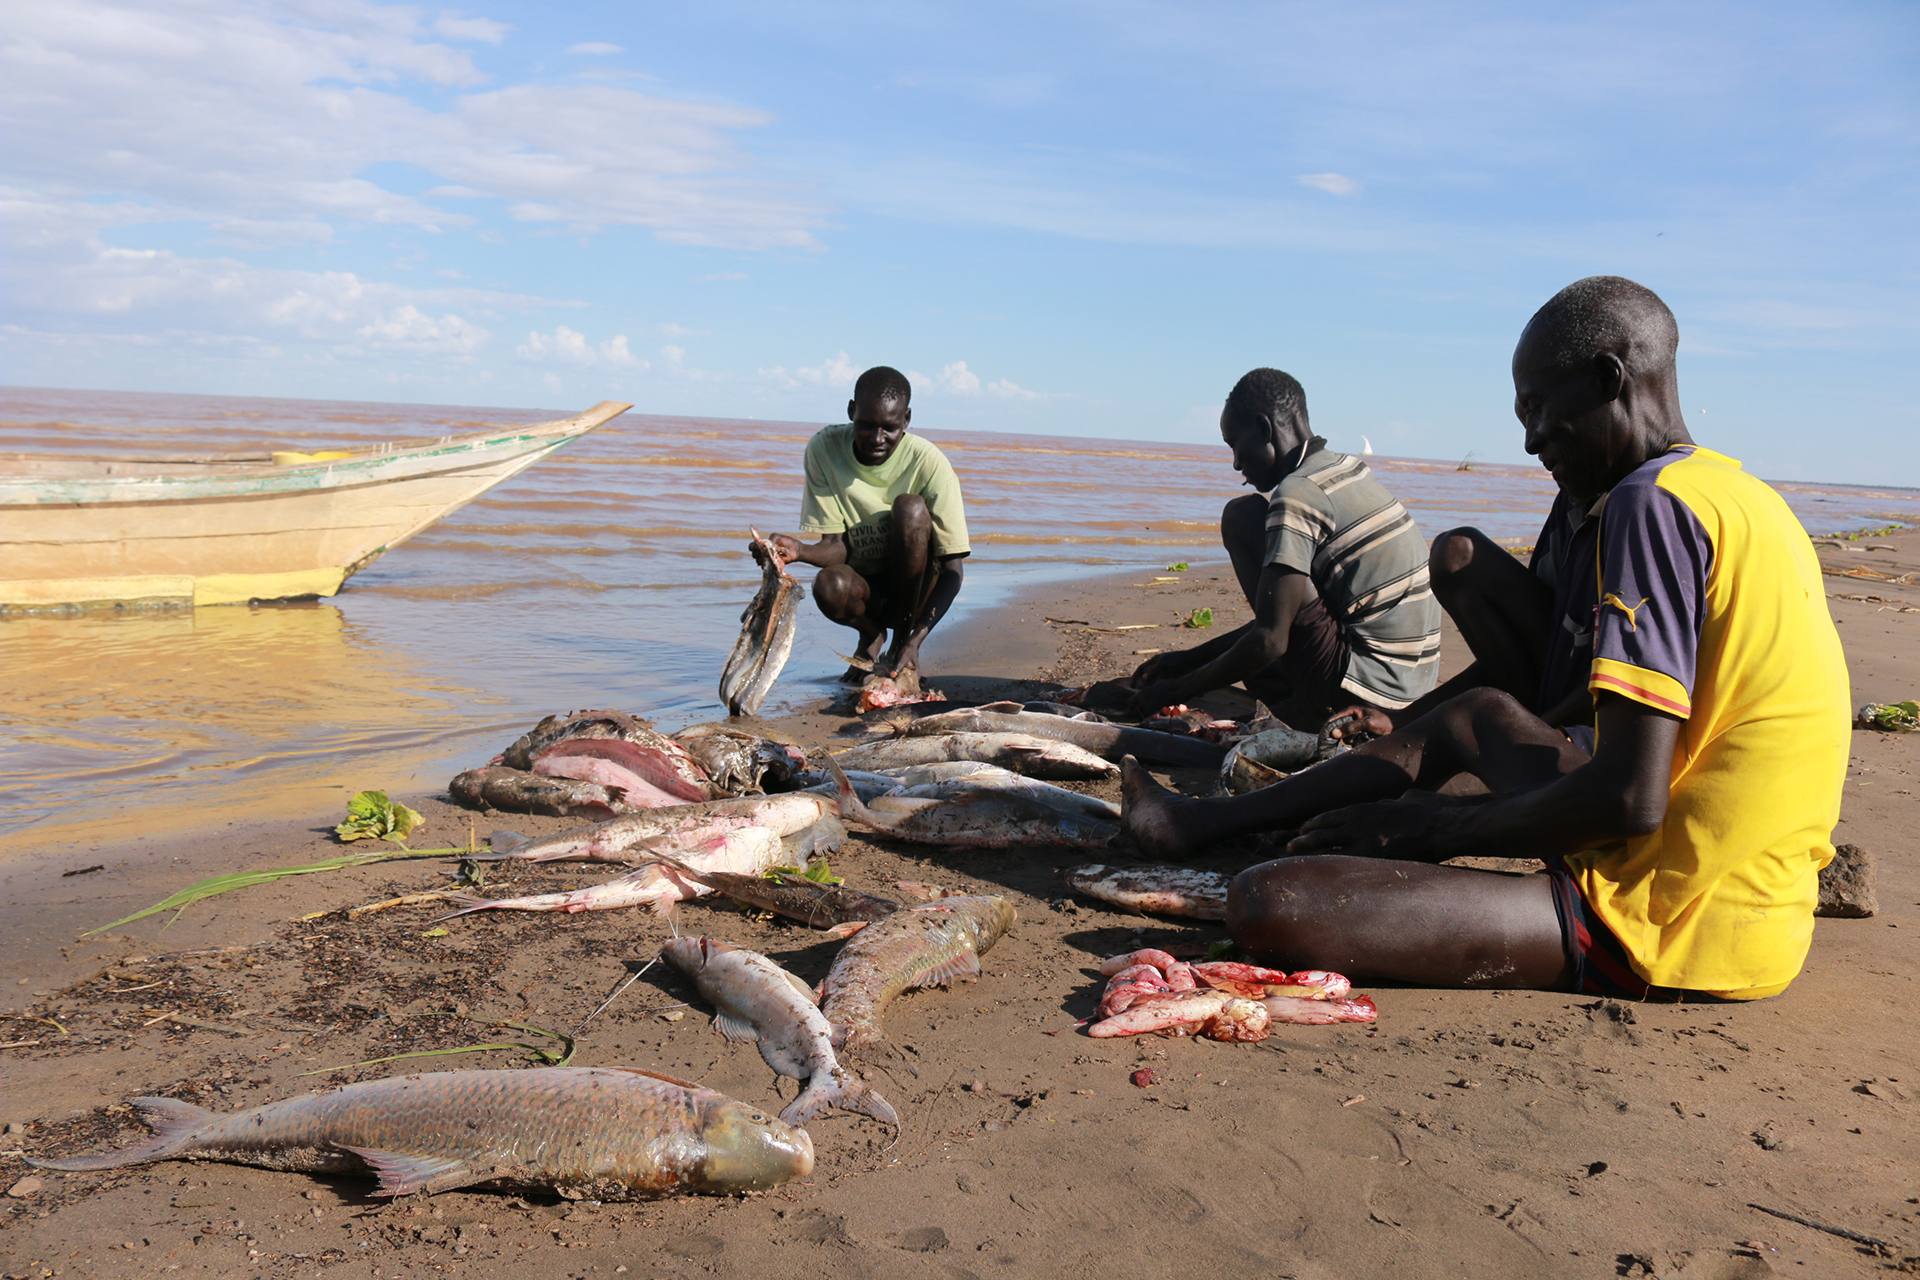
[1063,863,1231,920]
[648,852,899,933]
[828,760,1118,848]
[720,529,802,717]
[661,937,898,1127]
[447,826,788,917]
[672,724,806,796]
[819,894,1018,1055]
[893,765,1120,821]
[28,1067,812,1200]
[831,732,1117,780]
[903,705,1227,768]
[492,709,656,771]
[450,766,631,819]
[484,793,832,863]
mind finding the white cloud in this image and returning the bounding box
[1296,173,1361,196]
[433,11,509,44]
[758,350,861,390]
[517,325,640,366]
[986,377,1040,400]
[928,361,981,393]
[566,41,624,55]
[2,0,825,252]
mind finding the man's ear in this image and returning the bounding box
[901,406,911,428]
[847,398,858,423]
[1591,352,1627,403]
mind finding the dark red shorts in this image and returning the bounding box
[1251,594,1351,708]
[1544,859,1721,1003]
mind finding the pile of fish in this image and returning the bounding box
[1087,949,1377,1041]
[28,1067,814,1200]
[719,529,802,717]
[450,710,805,819]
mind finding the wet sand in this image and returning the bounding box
[2,532,1917,1278]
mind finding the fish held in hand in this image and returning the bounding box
[832,732,1117,780]
[820,894,1017,1056]
[661,937,897,1127]
[720,529,802,717]
[1064,864,1231,920]
[28,1067,812,1199]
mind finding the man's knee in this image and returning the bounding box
[890,493,930,543]
[1225,857,1345,969]
[1221,493,1267,548]
[1429,526,1491,593]
[813,565,864,619]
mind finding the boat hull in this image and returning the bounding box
[0,402,629,609]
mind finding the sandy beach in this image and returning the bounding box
[2,529,1916,1280]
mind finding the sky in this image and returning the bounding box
[2,0,1916,482]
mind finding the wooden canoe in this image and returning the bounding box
[0,400,630,610]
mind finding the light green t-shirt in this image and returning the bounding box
[797,423,971,573]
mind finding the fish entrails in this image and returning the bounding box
[28,1067,813,1199]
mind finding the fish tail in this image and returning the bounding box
[28,1097,213,1171]
[487,830,531,855]
[430,894,492,920]
[822,758,879,828]
[780,1068,899,1128]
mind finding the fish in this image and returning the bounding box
[449,766,630,819]
[661,937,898,1127]
[793,769,909,805]
[531,730,711,804]
[831,732,1117,780]
[444,826,785,917]
[484,793,832,863]
[26,1066,812,1199]
[895,768,1121,821]
[828,760,1119,848]
[903,706,1227,769]
[1063,864,1232,920]
[720,529,802,717]
[819,894,1017,1055]
[1087,988,1272,1041]
[648,853,900,934]
[672,724,807,797]
[493,709,657,772]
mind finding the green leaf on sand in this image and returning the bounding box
[1165,562,1189,572]
[420,926,450,939]
[1856,700,1920,732]
[335,790,424,843]
[799,857,843,885]
[1184,607,1214,629]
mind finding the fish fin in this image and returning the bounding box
[977,701,1024,712]
[713,1012,761,1045]
[337,1145,482,1196]
[487,830,530,855]
[916,952,984,988]
[823,757,882,830]
[784,970,819,1004]
[822,921,867,940]
[26,1097,214,1172]
[1002,743,1044,755]
[429,894,490,921]
[780,1069,899,1128]
[596,1065,708,1090]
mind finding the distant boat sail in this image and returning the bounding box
[1359,436,1374,456]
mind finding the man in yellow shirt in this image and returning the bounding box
[1124,277,1849,1000]
[761,366,971,681]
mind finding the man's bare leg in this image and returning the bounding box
[1221,493,1269,606]
[1227,856,1571,988]
[1429,527,1555,704]
[813,566,885,682]
[880,494,935,665]
[1119,686,1587,859]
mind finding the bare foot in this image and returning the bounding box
[1118,756,1202,861]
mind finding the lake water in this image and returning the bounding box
[4,386,1915,854]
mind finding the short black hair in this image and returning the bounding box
[854,366,911,407]
[1225,368,1310,443]
[1523,277,1678,379]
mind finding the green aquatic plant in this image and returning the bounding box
[335,790,424,843]
[1856,701,1920,732]
[1166,562,1189,572]
[1184,607,1214,629]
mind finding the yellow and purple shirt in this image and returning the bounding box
[1561,445,1849,999]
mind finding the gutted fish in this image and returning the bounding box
[662,937,897,1126]
[672,724,807,796]
[1063,864,1232,920]
[446,826,785,917]
[819,894,1017,1055]
[28,1067,812,1199]
[485,793,831,864]
[832,732,1117,780]
[449,766,630,820]
[720,529,802,717]
[493,709,657,772]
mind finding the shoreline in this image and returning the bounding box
[1,532,1916,1278]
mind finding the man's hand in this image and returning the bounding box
[1132,650,1189,684]
[1127,679,1184,719]
[1324,706,1395,740]
[1286,799,1467,862]
[752,533,803,566]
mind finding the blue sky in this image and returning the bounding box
[3,0,1915,481]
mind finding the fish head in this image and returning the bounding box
[697,1101,815,1191]
[659,935,725,974]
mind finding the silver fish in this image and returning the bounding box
[485,793,831,863]
[1063,863,1231,920]
[903,706,1227,768]
[832,732,1117,780]
[661,937,897,1126]
[819,894,1017,1055]
[829,760,1118,848]
[894,766,1120,821]
[28,1067,812,1199]
[720,529,802,716]
[446,826,785,917]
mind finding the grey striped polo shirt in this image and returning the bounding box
[1264,449,1442,708]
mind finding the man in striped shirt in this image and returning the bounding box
[1130,368,1441,726]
